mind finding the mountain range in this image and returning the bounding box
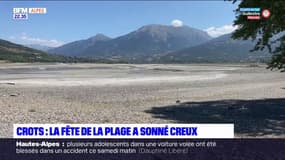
[48,24,270,63]
[26,44,54,52]
[160,34,271,63]
[1,24,271,63]
[0,39,107,63]
[49,25,212,60]
[49,33,112,56]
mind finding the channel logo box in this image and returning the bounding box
[29,8,47,14]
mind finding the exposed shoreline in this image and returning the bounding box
[0,63,284,138]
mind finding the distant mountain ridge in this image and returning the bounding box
[27,44,54,51]
[43,24,271,63]
[49,33,112,56]
[0,39,106,63]
[49,24,212,60]
[0,39,66,62]
[160,34,271,63]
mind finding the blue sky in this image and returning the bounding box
[0,1,239,47]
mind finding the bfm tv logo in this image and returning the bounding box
[13,8,46,20]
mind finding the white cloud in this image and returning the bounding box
[204,25,238,38]
[171,19,184,27]
[9,33,64,47]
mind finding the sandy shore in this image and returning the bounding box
[0,63,284,138]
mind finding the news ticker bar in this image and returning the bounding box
[0,139,284,160]
[14,124,234,139]
[0,0,213,2]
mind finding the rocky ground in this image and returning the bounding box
[0,63,284,137]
